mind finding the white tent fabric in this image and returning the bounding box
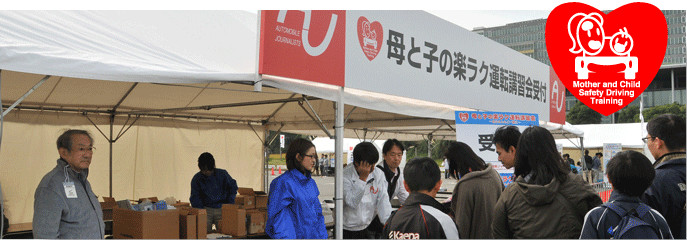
[0,11,256,83]
[556,123,646,149]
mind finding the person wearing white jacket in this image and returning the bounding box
[377,139,410,204]
[343,142,392,239]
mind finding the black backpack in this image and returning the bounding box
[600,201,663,239]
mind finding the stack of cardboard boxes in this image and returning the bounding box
[219,188,269,237]
[107,197,206,239]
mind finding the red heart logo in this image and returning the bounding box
[546,3,667,116]
[357,16,383,61]
[459,113,469,122]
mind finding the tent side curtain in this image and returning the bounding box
[0,111,264,224]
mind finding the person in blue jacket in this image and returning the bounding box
[266,138,327,239]
[190,152,238,233]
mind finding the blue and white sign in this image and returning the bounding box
[455,110,539,186]
[455,111,539,126]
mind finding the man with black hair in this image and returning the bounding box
[343,142,391,239]
[190,152,238,233]
[382,157,459,239]
[493,125,521,170]
[580,150,673,238]
[642,114,686,239]
[378,139,409,204]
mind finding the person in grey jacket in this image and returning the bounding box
[446,141,504,239]
[33,129,104,239]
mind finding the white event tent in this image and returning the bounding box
[0,11,583,236]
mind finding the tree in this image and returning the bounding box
[642,102,686,122]
[617,105,640,123]
[567,101,603,124]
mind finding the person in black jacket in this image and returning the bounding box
[642,114,686,239]
[580,150,673,239]
[382,157,459,239]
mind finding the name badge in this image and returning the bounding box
[63,182,78,198]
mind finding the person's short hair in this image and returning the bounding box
[56,129,93,152]
[585,149,589,155]
[493,125,521,150]
[198,152,216,171]
[286,138,315,172]
[563,153,570,158]
[606,150,655,196]
[647,114,686,151]
[403,157,441,192]
[382,139,405,154]
[595,152,603,157]
[353,142,379,165]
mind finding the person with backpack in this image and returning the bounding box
[580,150,673,239]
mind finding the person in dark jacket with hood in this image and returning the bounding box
[383,157,459,239]
[580,150,673,239]
[265,138,327,239]
[446,141,504,239]
[642,114,686,239]
[492,126,602,239]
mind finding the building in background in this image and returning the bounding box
[474,10,686,123]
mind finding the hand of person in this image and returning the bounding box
[355,162,373,181]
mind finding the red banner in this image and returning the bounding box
[549,67,566,125]
[259,10,346,86]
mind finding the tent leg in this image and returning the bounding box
[109,115,114,197]
[334,87,344,240]
[263,128,269,192]
[580,137,586,183]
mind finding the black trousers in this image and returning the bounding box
[343,217,383,239]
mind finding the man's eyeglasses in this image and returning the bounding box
[303,154,318,160]
[641,136,655,144]
[74,146,96,152]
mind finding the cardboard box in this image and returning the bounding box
[220,204,246,237]
[179,210,197,239]
[238,188,268,209]
[235,195,255,209]
[113,208,179,239]
[184,207,207,239]
[171,202,191,208]
[195,209,208,239]
[246,209,266,234]
[100,197,116,221]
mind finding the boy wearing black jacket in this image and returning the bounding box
[580,151,673,239]
[382,157,459,239]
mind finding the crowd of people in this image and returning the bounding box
[29,114,685,239]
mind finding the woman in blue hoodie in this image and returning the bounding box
[265,138,327,239]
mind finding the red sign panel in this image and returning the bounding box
[549,67,566,125]
[259,10,346,86]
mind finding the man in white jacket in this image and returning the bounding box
[343,142,392,239]
[377,139,410,204]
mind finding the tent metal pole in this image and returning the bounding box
[580,137,586,183]
[334,87,344,239]
[2,75,50,117]
[109,114,114,197]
